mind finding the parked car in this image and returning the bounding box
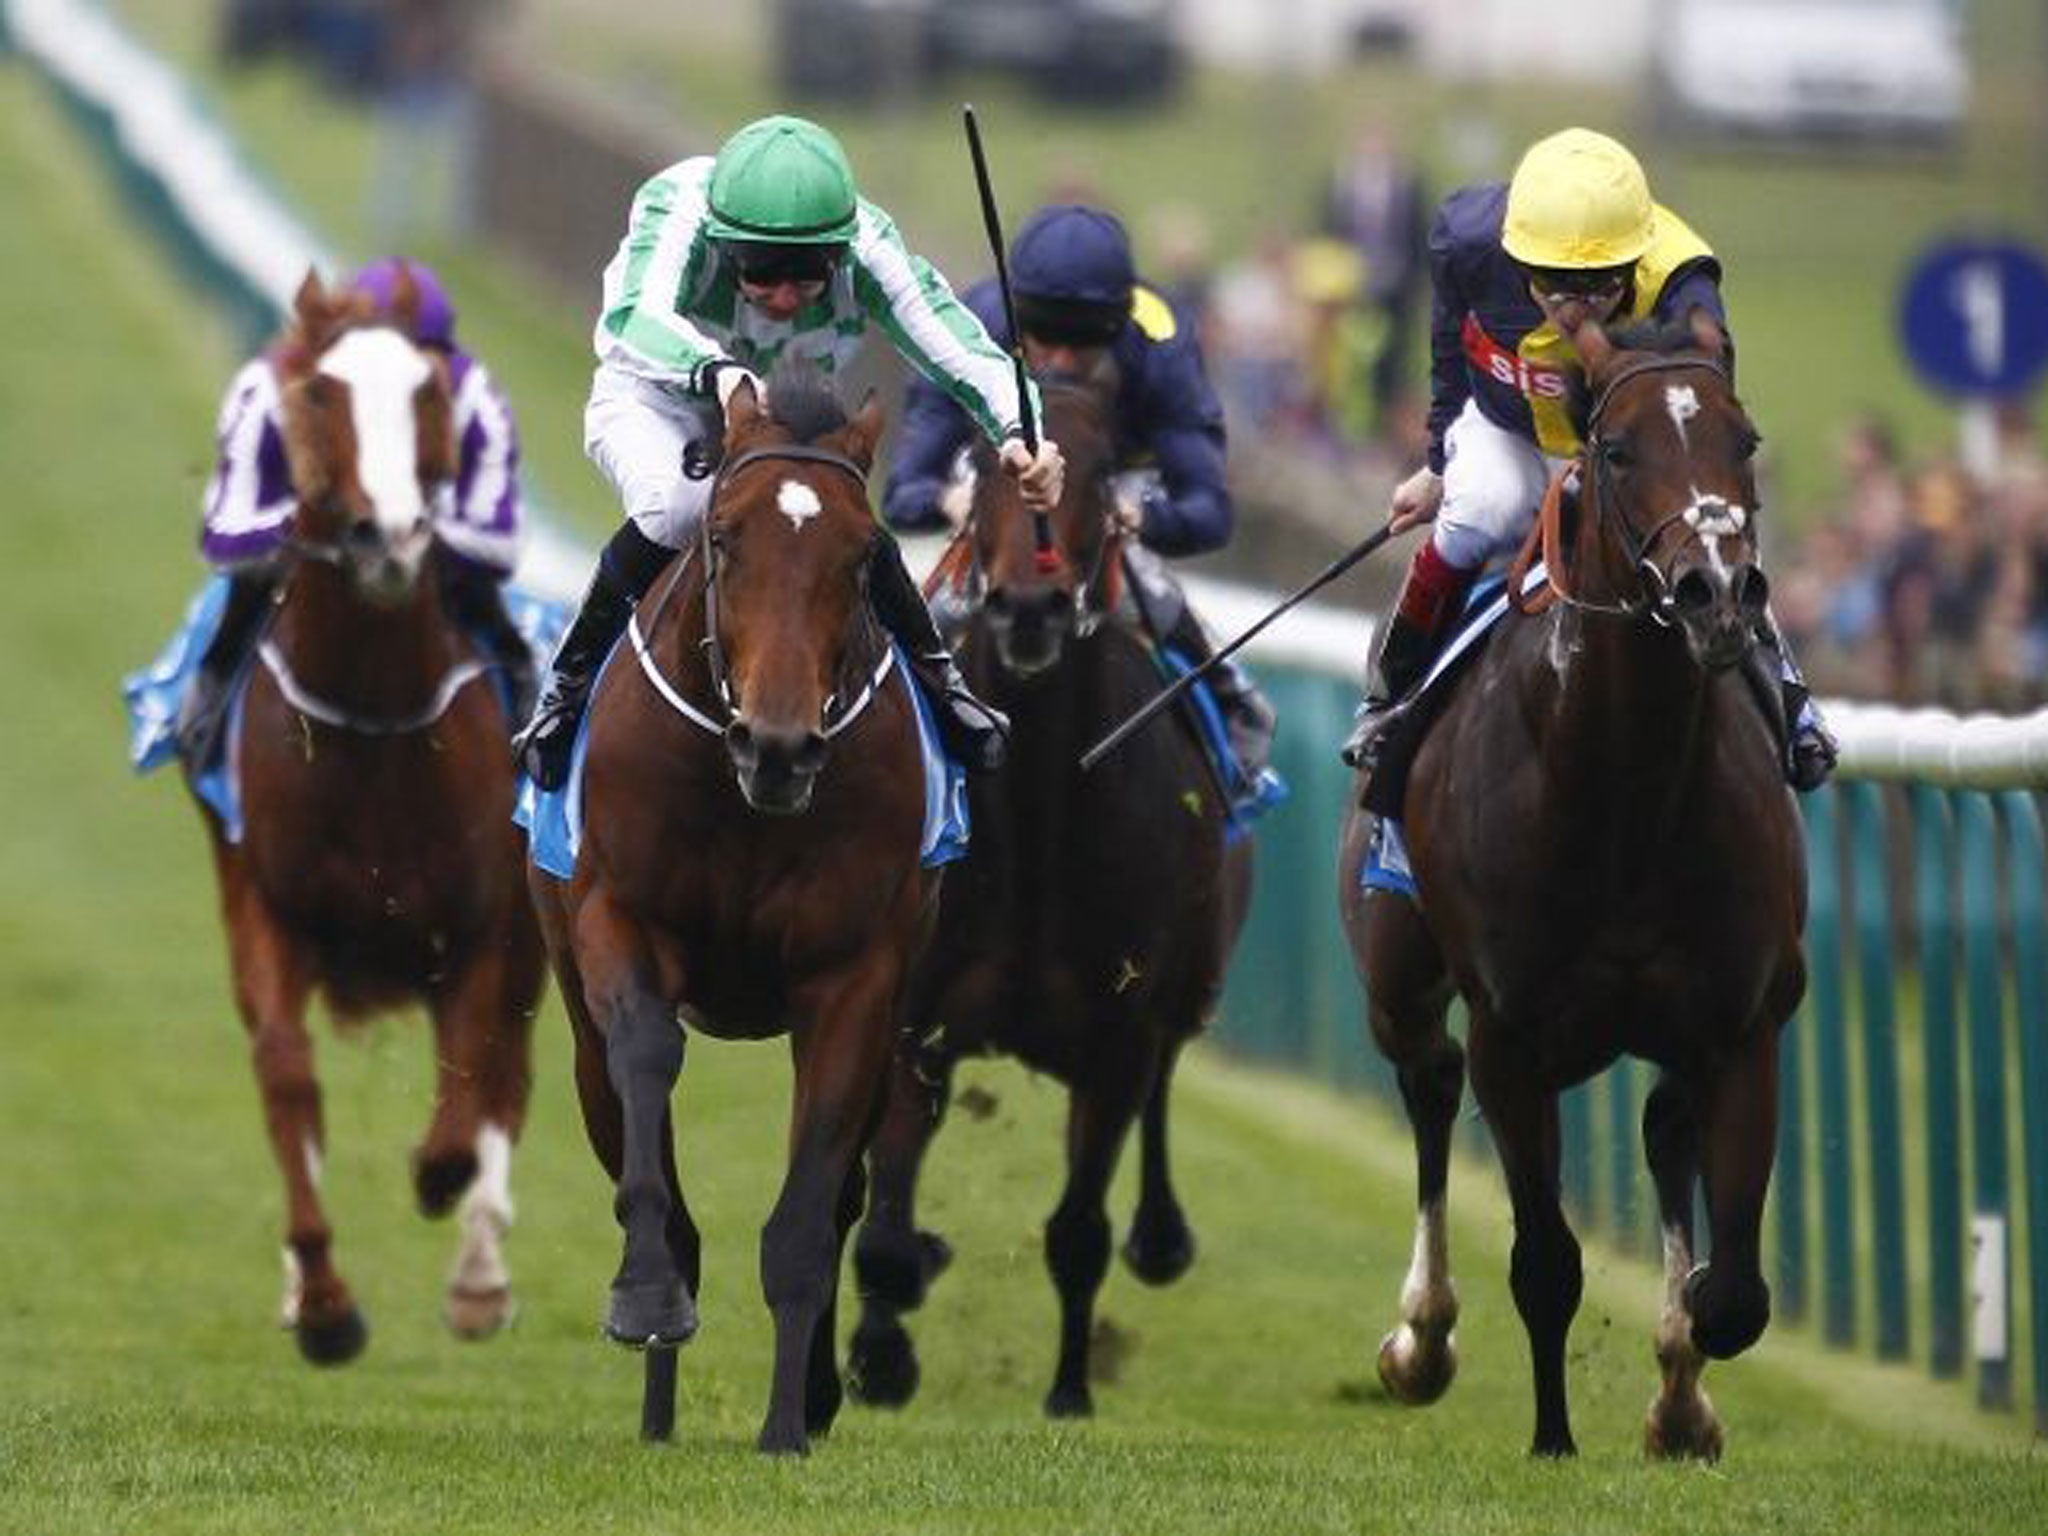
[776,0,1182,106]
[1656,0,1969,146]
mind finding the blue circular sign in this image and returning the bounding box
[1899,240,2048,397]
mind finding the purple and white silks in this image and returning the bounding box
[199,349,524,577]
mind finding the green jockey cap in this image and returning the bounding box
[705,115,860,244]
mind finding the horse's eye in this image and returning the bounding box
[1737,430,1762,461]
[1598,437,1633,470]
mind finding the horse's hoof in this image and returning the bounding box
[413,1148,478,1219]
[1376,1325,1457,1406]
[1684,1265,1769,1360]
[847,1318,921,1408]
[917,1230,954,1284]
[805,1375,844,1439]
[604,1280,697,1348]
[1043,1381,1093,1419]
[296,1306,369,1367]
[856,1226,949,1312]
[1121,1219,1196,1287]
[755,1422,811,1457]
[1644,1395,1724,1463]
[446,1283,517,1340]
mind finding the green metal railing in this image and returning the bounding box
[1215,666,2048,1437]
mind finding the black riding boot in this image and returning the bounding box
[870,534,1008,773]
[1338,611,1445,770]
[1161,606,1277,779]
[440,557,537,735]
[177,569,278,772]
[513,523,672,790]
[1753,612,1838,792]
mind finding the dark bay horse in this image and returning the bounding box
[529,372,931,1454]
[1338,314,1806,1458]
[199,272,543,1364]
[849,371,1253,1418]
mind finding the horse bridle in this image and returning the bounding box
[960,439,1122,639]
[629,442,896,740]
[1571,353,1742,627]
[262,508,488,736]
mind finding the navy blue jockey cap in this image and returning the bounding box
[350,257,456,350]
[1011,205,1135,347]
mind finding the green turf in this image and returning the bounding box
[4,54,2048,1536]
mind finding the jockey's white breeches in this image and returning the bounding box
[584,366,721,550]
[1432,399,1576,573]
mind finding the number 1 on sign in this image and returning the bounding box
[1950,260,2007,377]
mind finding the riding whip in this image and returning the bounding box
[1079,519,1398,772]
[962,103,1056,570]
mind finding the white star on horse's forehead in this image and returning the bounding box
[778,479,823,531]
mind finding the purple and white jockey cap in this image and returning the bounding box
[350,257,457,351]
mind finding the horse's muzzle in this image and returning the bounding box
[345,516,432,606]
[985,583,1075,678]
[725,718,828,815]
[1668,562,1768,672]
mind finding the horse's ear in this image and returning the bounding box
[1573,319,1614,375]
[722,376,763,446]
[841,390,884,469]
[294,266,325,318]
[1688,307,1728,362]
[390,259,421,336]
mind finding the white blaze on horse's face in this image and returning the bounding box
[319,328,436,575]
[777,478,823,533]
[1664,383,1700,448]
[1658,382,1749,580]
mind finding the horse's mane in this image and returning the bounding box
[1567,312,1730,438]
[763,356,848,444]
[1605,314,1709,357]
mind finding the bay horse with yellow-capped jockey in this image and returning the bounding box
[1338,313,1805,1459]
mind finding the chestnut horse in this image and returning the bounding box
[849,371,1253,1418]
[529,372,931,1454]
[199,273,543,1364]
[1338,315,1805,1459]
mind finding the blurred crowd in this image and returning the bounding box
[1776,401,2048,712]
[1139,121,1434,476]
[219,0,491,241]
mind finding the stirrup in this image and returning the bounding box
[1788,723,1838,793]
[937,692,1008,773]
[1340,698,1394,771]
[512,680,588,791]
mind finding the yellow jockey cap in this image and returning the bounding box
[1501,128,1656,269]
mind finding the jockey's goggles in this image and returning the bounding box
[1523,264,1631,308]
[1016,293,1127,348]
[727,240,845,286]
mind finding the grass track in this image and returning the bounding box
[2,49,2047,1536]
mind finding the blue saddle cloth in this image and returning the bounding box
[123,572,570,845]
[514,639,971,881]
[1155,645,1287,842]
[1358,565,1542,900]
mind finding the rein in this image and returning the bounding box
[628,443,897,740]
[1510,354,1734,625]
